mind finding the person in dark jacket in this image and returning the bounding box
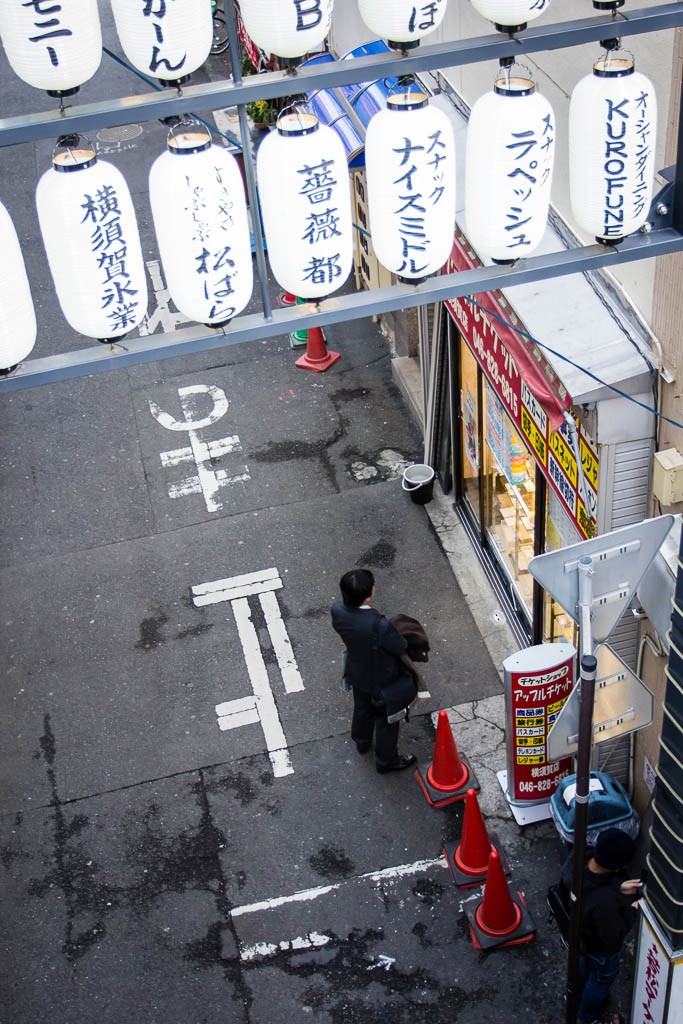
[330,568,417,774]
[561,827,641,1024]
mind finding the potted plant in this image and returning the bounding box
[246,99,277,129]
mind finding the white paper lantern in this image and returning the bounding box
[110,0,213,83]
[465,74,555,262]
[36,141,147,340]
[257,112,353,300]
[365,90,456,279]
[0,200,36,373]
[0,0,101,95]
[149,124,253,326]
[239,0,334,59]
[569,55,657,243]
[358,0,448,49]
[469,0,552,33]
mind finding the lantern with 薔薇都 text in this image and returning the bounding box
[465,71,556,263]
[357,0,448,50]
[365,88,456,280]
[149,122,253,326]
[0,200,36,375]
[569,53,657,244]
[239,0,334,59]
[0,0,101,96]
[110,0,213,84]
[256,111,353,300]
[36,137,147,341]
[469,0,553,34]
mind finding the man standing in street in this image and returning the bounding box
[331,568,417,774]
[561,827,641,1024]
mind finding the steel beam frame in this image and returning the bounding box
[1,2,682,393]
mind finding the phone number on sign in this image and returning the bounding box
[516,777,558,794]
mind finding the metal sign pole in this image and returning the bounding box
[565,557,596,1024]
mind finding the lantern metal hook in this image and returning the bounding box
[52,133,95,165]
[600,42,635,71]
[495,59,534,89]
[275,96,309,129]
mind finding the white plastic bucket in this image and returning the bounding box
[402,463,435,505]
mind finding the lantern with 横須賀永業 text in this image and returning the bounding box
[36,139,148,341]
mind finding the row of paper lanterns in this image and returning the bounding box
[1,0,574,95]
[0,53,656,372]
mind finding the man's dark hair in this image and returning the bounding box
[339,569,375,608]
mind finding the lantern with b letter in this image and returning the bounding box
[357,0,448,50]
[0,0,102,96]
[36,136,147,342]
[256,109,353,301]
[149,120,253,327]
[365,83,456,281]
[569,49,657,244]
[465,65,556,263]
[469,0,553,34]
[110,0,213,85]
[0,200,36,376]
[239,0,334,60]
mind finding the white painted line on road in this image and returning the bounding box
[192,567,280,604]
[231,857,446,918]
[240,931,332,962]
[231,597,293,778]
[259,589,304,693]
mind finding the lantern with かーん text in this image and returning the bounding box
[0,0,101,96]
[110,0,213,84]
[0,200,36,375]
[365,89,456,280]
[239,0,334,59]
[465,72,556,263]
[257,111,353,300]
[569,54,657,244]
[357,0,448,50]
[149,122,253,326]
[469,0,553,34]
[36,138,147,341]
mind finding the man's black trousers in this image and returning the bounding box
[351,688,400,768]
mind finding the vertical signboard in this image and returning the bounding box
[503,643,575,804]
[631,902,683,1024]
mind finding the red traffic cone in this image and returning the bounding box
[280,290,297,306]
[295,325,340,373]
[463,850,536,950]
[443,789,511,887]
[415,710,478,808]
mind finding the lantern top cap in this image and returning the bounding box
[276,111,319,137]
[52,135,97,172]
[387,90,429,111]
[167,120,213,155]
[593,55,635,77]
[493,75,536,97]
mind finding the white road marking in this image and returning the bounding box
[138,259,192,335]
[192,568,304,777]
[367,954,395,971]
[240,932,332,962]
[149,384,250,512]
[230,857,446,918]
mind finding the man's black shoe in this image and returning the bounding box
[355,741,371,754]
[376,754,417,774]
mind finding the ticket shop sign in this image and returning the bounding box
[503,643,575,805]
[445,232,599,539]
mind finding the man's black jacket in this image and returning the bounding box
[330,602,407,696]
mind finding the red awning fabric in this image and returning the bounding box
[446,234,571,433]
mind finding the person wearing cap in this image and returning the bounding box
[561,827,642,1024]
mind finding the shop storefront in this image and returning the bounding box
[429,227,656,670]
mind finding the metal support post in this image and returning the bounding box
[225,0,273,322]
[566,556,596,1024]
